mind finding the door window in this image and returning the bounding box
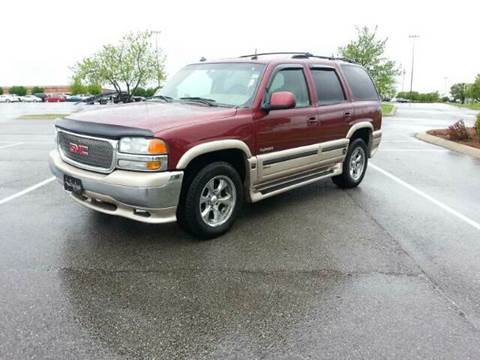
[269,68,311,108]
[311,68,346,105]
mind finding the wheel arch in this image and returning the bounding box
[176,140,252,170]
[346,122,374,156]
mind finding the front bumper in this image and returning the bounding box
[49,150,183,224]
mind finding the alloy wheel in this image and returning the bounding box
[349,147,366,181]
[199,175,236,227]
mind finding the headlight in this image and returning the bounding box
[117,137,168,172]
[119,137,168,155]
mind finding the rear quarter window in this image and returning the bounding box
[341,65,379,101]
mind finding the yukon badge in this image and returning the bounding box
[69,142,89,156]
[260,146,274,153]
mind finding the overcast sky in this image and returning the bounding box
[1,0,478,94]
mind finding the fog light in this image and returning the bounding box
[118,159,163,171]
[146,161,161,170]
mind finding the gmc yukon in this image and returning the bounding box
[49,52,382,238]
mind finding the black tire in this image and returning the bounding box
[177,162,243,239]
[332,138,368,189]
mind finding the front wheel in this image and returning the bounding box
[177,162,243,239]
[332,138,368,188]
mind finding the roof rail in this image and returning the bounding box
[238,52,357,64]
[239,52,313,60]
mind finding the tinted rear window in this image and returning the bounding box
[311,68,346,105]
[341,65,379,101]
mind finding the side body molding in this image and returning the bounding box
[176,139,253,169]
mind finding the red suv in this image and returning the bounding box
[49,52,382,238]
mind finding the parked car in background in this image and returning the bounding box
[67,94,93,103]
[33,93,47,102]
[132,96,146,102]
[113,92,131,104]
[84,93,116,105]
[20,95,42,103]
[0,94,21,103]
[394,97,409,103]
[46,94,66,103]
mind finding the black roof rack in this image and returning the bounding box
[238,52,357,64]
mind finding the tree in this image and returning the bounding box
[70,75,102,95]
[0,87,3,95]
[450,83,467,103]
[396,91,440,103]
[339,26,399,98]
[31,86,44,94]
[468,74,480,102]
[70,76,86,95]
[73,31,165,98]
[9,86,27,96]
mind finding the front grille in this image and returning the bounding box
[58,131,114,170]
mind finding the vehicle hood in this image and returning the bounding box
[66,102,238,135]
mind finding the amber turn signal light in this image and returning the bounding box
[145,160,162,170]
[148,139,168,154]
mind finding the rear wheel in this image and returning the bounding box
[332,138,368,188]
[177,162,243,239]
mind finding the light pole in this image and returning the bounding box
[409,34,420,97]
[151,30,162,89]
[400,64,406,92]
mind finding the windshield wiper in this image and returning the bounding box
[179,97,218,106]
[148,95,174,102]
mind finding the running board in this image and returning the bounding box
[249,164,342,202]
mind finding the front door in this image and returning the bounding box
[255,66,320,183]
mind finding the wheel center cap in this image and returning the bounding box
[211,195,218,204]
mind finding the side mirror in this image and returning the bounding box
[267,91,296,111]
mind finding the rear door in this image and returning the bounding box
[310,66,352,142]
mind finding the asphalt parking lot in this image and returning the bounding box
[1,103,479,359]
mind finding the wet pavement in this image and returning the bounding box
[0,103,479,359]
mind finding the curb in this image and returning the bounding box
[415,132,480,160]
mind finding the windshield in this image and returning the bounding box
[156,63,265,107]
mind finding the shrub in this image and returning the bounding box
[133,87,146,97]
[31,86,44,94]
[87,83,102,95]
[476,114,480,141]
[0,87,3,95]
[132,87,157,98]
[145,87,158,97]
[447,120,470,141]
[9,86,27,96]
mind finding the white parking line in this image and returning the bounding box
[370,163,480,231]
[0,142,24,149]
[0,177,56,206]
[380,149,448,152]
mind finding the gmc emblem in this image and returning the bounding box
[69,142,89,156]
